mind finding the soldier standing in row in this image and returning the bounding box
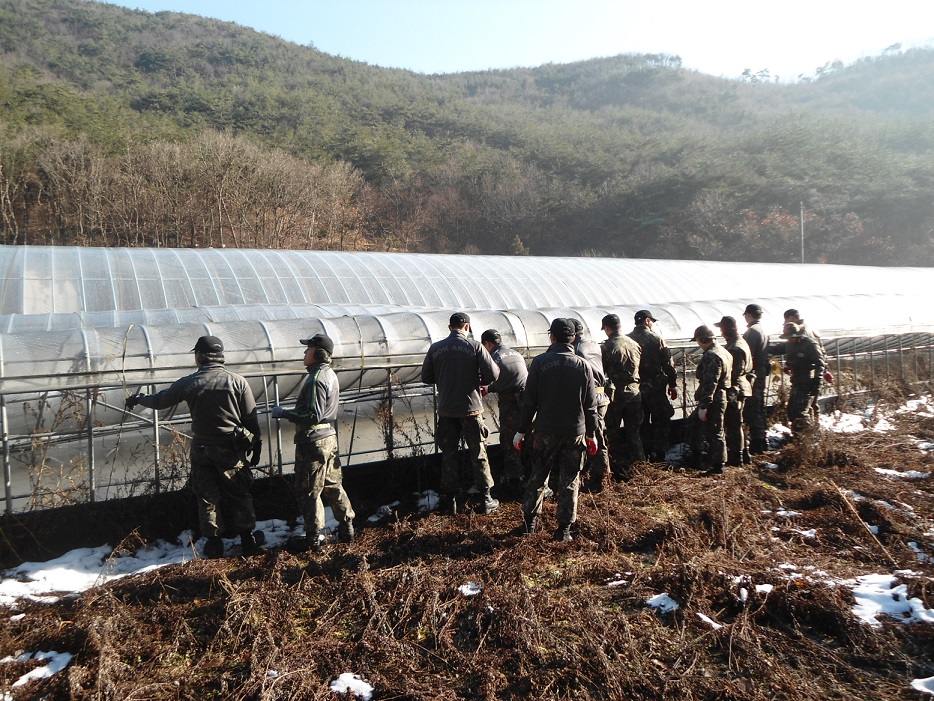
[272,333,355,552]
[714,316,753,466]
[421,312,500,515]
[126,336,264,559]
[687,325,732,476]
[514,318,598,542]
[570,318,611,492]
[481,329,528,499]
[742,303,771,454]
[600,314,644,477]
[770,322,826,435]
[627,310,678,463]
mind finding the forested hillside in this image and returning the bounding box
[1,0,933,264]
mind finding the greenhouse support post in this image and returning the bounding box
[152,386,162,494]
[1,396,10,515]
[86,389,96,502]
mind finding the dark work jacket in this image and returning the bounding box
[742,321,770,379]
[138,361,260,443]
[771,337,825,390]
[573,337,610,407]
[422,330,499,417]
[694,343,732,410]
[282,362,339,444]
[628,324,677,390]
[518,343,598,437]
[488,344,528,395]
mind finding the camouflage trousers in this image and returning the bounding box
[743,375,769,447]
[724,393,747,461]
[640,383,675,459]
[787,384,819,434]
[605,396,645,473]
[522,433,586,526]
[190,441,256,539]
[687,396,727,467]
[295,435,356,537]
[497,392,525,481]
[436,415,494,495]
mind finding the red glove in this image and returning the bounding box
[586,435,598,455]
[823,372,834,383]
[698,407,708,422]
[480,386,489,397]
[783,367,792,375]
[668,386,678,400]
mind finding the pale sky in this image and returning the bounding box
[106,0,934,81]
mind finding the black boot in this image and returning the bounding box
[702,463,724,476]
[726,451,741,467]
[742,447,752,465]
[523,512,537,534]
[203,535,225,559]
[338,521,355,543]
[240,530,262,556]
[441,493,458,515]
[554,523,573,542]
[480,491,500,514]
[749,439,767,455]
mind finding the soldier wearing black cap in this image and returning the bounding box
[480,329,528,497]
[715,316,753,466]
[742,303,770,453]
[627,309,678,463]
[515,318,598,541]
[126,335,264,558]
[600,313,645,476]
[272,333,355,551]
[769,322,826,435]
[687,325,732,475]
[421,312,500,514]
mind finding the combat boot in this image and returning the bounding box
[239,530,262,556]
[702,463,724,476]
[479,491,500,514]
[742,447,752,465]
[554,524,573,542]
[338,521,355,543]
[203,535,225,559]
[522,512,538,534]
[726,451,741,467]
[441,493,458,515]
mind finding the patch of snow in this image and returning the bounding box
[646,593,679,613]
[330,672,374,700]
[0,650,72,688]
[912,675,934,694]
[696,612,722,629]
[848,574,934,626]
[458,581,483,597]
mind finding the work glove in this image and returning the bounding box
[125,394,141,411]
[271,406,287,419]
[513,432,525,451]
[480,385,489,397]
[698,407,708,422]
[783,367,792,375]
[248,439,262,467]
[823,371,834,383]
[668,386,678,400]
[586,435,598,456]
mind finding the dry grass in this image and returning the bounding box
[2,394,933,700]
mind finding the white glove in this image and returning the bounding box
[698,407,708,422]
[271,406,286,419]
[513,432,525,450]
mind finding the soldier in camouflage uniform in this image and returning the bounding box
[687,325,732,475]
[627,310,679,463]
[515,318,598,542]
[570,318,611,492]
[742,303,770,454]
[126,336,264,559]
[770,322,826,434]
[273,334,355,552]
[714,316,753,466]
[480,329,528,499]
[601,313,644,477]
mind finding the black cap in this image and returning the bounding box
[480,329,501,345]
[449,312,470,326]
[299,333,335,354]
[192,335,224,354]
[693,325,715,343]
[634,309,657,323]
[714,315,737,330]
[549,317,574,342]
[570,318,583,334]
[601,313,621,329]
[743,303,763,317]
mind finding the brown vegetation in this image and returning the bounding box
[1,395,933,699]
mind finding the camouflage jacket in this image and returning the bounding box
[723,334,753,398]
[627,324,677,390]
[601,332,641,402]
[694,342,732,409]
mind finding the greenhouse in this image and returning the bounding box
[1,245,933,514]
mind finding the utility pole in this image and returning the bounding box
[800,201,805,264]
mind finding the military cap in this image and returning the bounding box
[449,312,470,326]
[192,335,224,354]
[601,313,621,329]
[300,333,335,354]
[693,325,715,343]
[743,303,763,317]
[634,309,657,323]
[779,322,803,339]
[480,329,501,345]
[714,315,737,330]
[549,317,575,341]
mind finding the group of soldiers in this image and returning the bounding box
[124,303,830,557]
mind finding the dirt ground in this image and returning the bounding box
[1,387,933,700]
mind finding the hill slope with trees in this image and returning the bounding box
[1,0,934,264]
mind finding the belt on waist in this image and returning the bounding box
[308,423,332,431]
[595,386,605,393]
